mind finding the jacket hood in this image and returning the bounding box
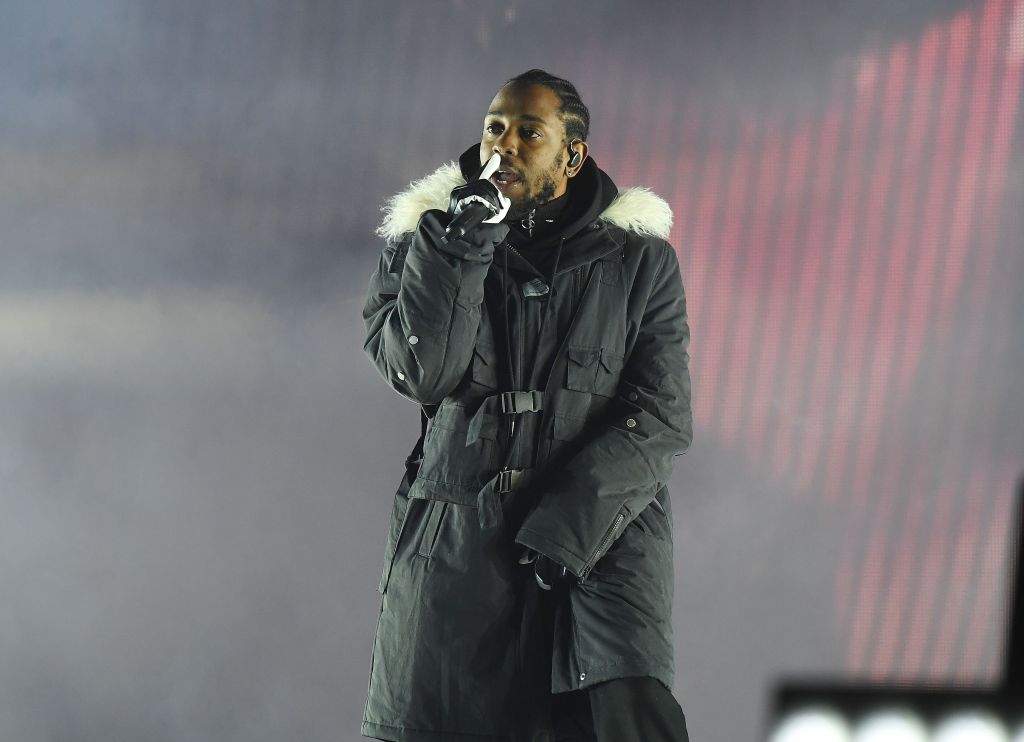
[376,145,674,245]
[458,144,614,252]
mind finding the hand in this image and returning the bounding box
[447,179,511,226]
[482,187,511,224]
[518,547,571,590]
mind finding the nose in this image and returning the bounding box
[493,129,517,157]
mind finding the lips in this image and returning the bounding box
[490,169,522,187]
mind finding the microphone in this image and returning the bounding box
[442,153,502,243]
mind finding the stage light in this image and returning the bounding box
[769,706,852,742]
[851,708,929,742]
[766,487,1023,742]
[766,685,1023,742]
[931,711,1009,742]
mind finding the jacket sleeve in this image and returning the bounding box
[362,209,509,405]
[513,241,693,581]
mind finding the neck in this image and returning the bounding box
[508,191,571,239]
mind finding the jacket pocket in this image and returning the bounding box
[579,504,629,582]
[378,468,422,594]
[416,499,448,560]
[470,343,499,391]
[430,400,501,444]
[565,345,624,398]
[417,402,501,496]
[466,409,501,444]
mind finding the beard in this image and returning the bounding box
[504,150,565,221]
[506,175,559,221]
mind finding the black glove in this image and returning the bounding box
[447,179,511,225]
[518,547,572,590]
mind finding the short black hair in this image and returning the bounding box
[504,69,590,146]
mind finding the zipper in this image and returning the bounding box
[515,285,522,459]
[578,510,626,583]
[504,242,542,279]
[500,242,527,388]
[498,244,526,448]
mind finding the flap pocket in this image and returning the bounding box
[599,348,624,373]
[467,409,501,444]
[566,345,601,393]
[567,346,600,367]
[566,345,623,397]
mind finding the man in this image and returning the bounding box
[361,69,693,742]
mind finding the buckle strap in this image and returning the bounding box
[500,390,544,414]
[497,468,533,493]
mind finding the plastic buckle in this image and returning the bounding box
[500,390,543,414]
[496,468,533,493]
[497,469,516,493]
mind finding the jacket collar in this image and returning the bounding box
[376,148,674,277]
[489,222,620,278]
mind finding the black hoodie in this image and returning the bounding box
[457,143,621,468]
[457,143,619,281]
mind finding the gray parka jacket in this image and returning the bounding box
[361,145,693,742]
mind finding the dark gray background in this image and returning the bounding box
[2,1,1021,741]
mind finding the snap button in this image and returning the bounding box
[579,672,587,681]
[408,335,419,345]
[625,418,637,428]
[628,391,638,401]
[396,371,405,380]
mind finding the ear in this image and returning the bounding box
[566,140,589,178]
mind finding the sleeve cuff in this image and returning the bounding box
[514,528,587,579]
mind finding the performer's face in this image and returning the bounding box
[480,83,570,219]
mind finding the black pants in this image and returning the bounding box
[506,489,690,742]
[549,675,690,742]
[528,566,690,741]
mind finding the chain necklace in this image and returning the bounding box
[520,208,536,237]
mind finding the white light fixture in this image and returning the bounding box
[932,711,1009,742]
[770,707,852,742]
[851,708,929,742]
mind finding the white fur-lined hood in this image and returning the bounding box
[376,161,673,243]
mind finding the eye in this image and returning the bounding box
[522,128,540,139]
[485,123,503,135]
